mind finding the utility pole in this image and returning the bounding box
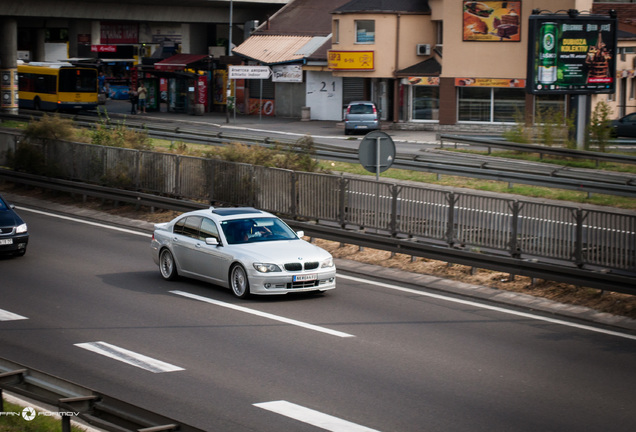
[226,0,233,123]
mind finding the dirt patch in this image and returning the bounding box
[3,183,635,320]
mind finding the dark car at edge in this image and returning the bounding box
[0,194,29,257]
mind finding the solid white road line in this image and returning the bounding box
[74,341,184,373]
[0,308,27,321]
[17,207,151,237]
[19,205,635,341]
[170,290,355,338]
[338,274,636,341]
[254,400,380,432]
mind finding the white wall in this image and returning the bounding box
[306,71,343,121]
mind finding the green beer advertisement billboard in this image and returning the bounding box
[527,14,617,94]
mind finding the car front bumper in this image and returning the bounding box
[247,267,337,295]
[0,234,28,254]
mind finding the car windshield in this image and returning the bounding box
[221,217,298,244]
[0,198,7,211]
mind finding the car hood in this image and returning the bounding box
[0,209,23,228]
[231,239,332,264]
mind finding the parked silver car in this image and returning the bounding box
[344,100,379,135]
[150,207,336,298]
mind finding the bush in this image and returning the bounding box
[24,114,75,142]
[588,101,613,152]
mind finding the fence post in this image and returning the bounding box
[574,208,586,268]
[445,192,457,247]
[390,185,401,237]
[339,175,347,228]
[290,171,297,218]
[508,200,522,258]
[135,150,141,190]
[174,155,181,197]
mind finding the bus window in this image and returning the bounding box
[59,69,97,93]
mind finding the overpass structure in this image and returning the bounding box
[0,0,287,112]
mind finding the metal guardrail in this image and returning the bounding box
[439,133,636,165]
[3,112,636,197]
[0,358,206,432]
[1,169,634,295]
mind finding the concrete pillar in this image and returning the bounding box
[33,28,46,62]
[181,23,207,54]
[0,18,19,115]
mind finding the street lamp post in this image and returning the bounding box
[226,0,233,123]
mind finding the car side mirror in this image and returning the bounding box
[205,237,220,246]
[296,230,305,238]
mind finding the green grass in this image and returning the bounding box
[318,160,636,210]
[0,399,87,432]
[4,117,635,209]
[451,148,636,174]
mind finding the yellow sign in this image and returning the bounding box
[455,78,525,88]
[328,51,374,70]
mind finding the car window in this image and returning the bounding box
[173,218,187,235]
[350,104,374,114]
[221,217,297,245]
[199,218,220,242]
[182,216,202,239]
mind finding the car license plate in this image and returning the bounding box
[355,125,368,129]
[0,239,13,245]
[293,273,317,282]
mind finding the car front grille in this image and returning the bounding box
[286,280,320,289]
[284,262,320,271]
[0,227,13,235]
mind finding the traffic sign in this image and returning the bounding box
[358,131,395,180]
[228,65,272,79]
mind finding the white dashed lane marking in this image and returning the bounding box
[74,341,184,373]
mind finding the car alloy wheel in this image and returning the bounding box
[159,249,178,280]
[230,264,250,298]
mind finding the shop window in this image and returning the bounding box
[356,20,375,44]
[459,87,526,123]
[458,87,491,122]
[535,94,566,124]
[412,86,439,120]
[493,88,525,123]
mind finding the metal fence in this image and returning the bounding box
[4,137,636,272]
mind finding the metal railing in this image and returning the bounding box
[1,135,634,276]
[0,358,205,432]
[3,113,636,197]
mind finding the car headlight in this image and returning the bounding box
[16,223,27,234]
[321,258,334,268]
[253,263,281,273]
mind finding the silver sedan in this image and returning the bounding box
[150,207,336,298]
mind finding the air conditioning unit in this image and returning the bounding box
[416,44,431,56]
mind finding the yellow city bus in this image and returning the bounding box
[17,62,98,112]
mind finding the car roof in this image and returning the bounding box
[180,207,274,221]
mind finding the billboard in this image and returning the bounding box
[526,14,617,95]
[463,1,521,42]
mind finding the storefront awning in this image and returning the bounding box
[154,54,209,71]
[233,35,328,65]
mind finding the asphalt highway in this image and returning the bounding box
[1,200,636,431]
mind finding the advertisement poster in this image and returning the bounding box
[463,1,521,41]
[527,15,617,94]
